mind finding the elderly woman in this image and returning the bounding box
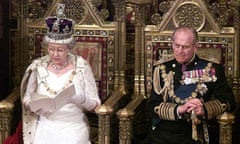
[20,3,101,144]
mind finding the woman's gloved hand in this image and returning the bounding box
[34,108,53,115]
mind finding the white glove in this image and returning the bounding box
[69,94,86,105]
[34,108,53,115]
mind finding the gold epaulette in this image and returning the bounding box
[153,57,174,66]
[153,58,174,98]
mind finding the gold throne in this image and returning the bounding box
[117,0,239,144]
[0,0,126,144]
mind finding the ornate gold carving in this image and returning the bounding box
[98,114,111,144]
[62,0,86,23]
[28,0,52,19]
[173,2,205,31]
[117,96,145,143]
[151,13,162,25]
[118,116,132,143]
[91,0,102,7]
[99,8,110,20]
[159,1,170,13]
[217,112,235,144]
[0,101,14,143]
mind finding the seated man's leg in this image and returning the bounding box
[141,123,199,144]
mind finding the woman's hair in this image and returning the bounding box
[41,37,76,49]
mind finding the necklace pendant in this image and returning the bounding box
[52,61,68,71]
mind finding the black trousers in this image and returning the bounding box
[141,121,200,144]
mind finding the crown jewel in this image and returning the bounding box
[44,3,75,44]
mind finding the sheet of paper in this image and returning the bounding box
[29,93,56,112]
[54,84,76,109]
[28,85,76,112]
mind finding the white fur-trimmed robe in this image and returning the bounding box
[20,54,101,144]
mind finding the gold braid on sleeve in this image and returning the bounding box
[203,99,227,120]
[154,102,177,120]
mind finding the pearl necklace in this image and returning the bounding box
[51,61,68,71]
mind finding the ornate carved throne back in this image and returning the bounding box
[144,0,238,103]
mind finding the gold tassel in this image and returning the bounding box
[191,111,198,141]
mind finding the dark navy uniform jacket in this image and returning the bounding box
[144,55,236,144]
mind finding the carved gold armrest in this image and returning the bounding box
[95,88,126,144]
[217,112,235,144]
[0,87,19,143]
[116,95,144,144]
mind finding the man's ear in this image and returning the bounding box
[194,43,199,52]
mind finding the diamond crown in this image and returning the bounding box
[45,3,75,41]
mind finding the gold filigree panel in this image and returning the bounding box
[173,2,205,31]
[27,0,111,24]
[61,0,86,23]
[28,0,53,19]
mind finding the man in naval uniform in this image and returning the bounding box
[142,26,236,144]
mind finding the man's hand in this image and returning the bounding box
[177,98,204,116]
